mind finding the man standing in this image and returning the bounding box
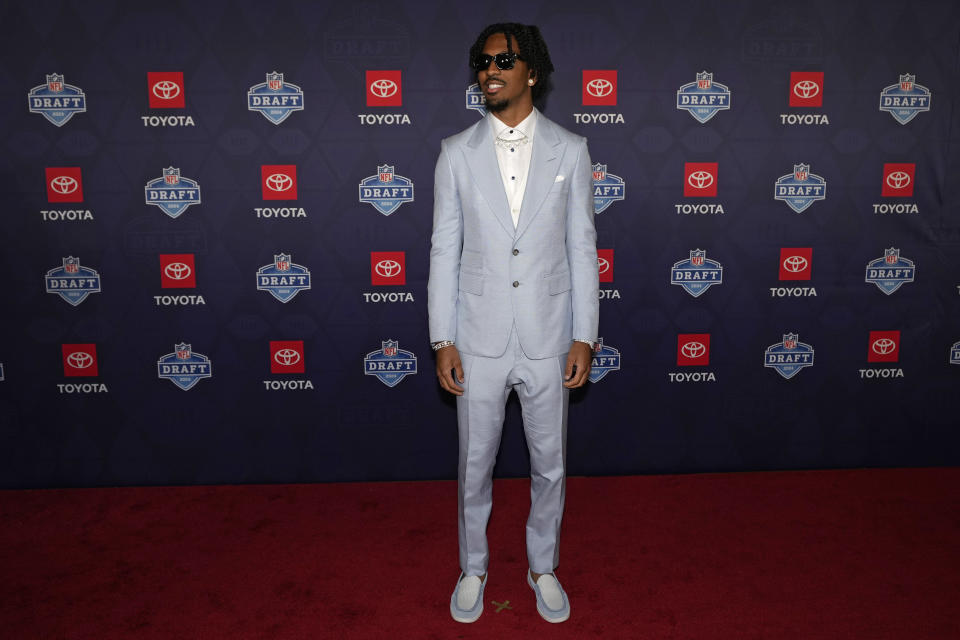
[427,23,599,624]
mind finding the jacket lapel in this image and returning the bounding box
[463,117,516,237]
[515,116,564,240]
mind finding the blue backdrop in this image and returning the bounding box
[1,0,958,488]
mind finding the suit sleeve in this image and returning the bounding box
[427,139,464,343]
[566,138,600,343]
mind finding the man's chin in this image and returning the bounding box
[486,97,508,113]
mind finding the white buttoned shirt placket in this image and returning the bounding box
[490,108,537,229]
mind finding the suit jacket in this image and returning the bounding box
[428,111,599,360]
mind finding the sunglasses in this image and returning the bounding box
[472,52,522,72]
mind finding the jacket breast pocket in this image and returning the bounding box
[459,269,484,295]
[543,270,571,295]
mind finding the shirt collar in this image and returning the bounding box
[489,107,538,141]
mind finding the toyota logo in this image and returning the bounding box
[164,262,192,280]
[586,78,613,98]
[274,349,301,366]
[886,171,911,190]
[375,260,402,278]
[370,79,398,98]
[50,175,78,194]
[152,80,181,100]
[793,80,820,99]
[597,257,610,274]
[681,341,706,359]
[687,171,714,190]
[67,351,93,369]
[872,338,896,355]
[782,256,808,272]
[265,173,293,192]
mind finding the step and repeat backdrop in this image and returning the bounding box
[1,1,958,488]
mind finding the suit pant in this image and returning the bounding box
[456,325,569,576]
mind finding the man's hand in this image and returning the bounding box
[436,345,465,396]
[563,341,592,389]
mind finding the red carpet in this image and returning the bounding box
[1,469,958,639]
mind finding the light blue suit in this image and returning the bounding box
[428,111,599,575]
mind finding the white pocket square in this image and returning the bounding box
[555,175,565,182]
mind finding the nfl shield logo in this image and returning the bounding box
[764,333,815,379]
[794,164,809,181]
[593,165,606,181]
[163,167,180,185]
[383,340,398,356]
[691,250,705,266]
[48,74,63,92]
[588,338,622,383]
[46,257,101,306]
[359,165,415,216]
[697,71,711,89]
[900,74,913,91]
[176,343,191,360]
[865,247,915,295]
[268,72,283,91]
[275,254,291,271]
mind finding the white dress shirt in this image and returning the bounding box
[490,108,537,228]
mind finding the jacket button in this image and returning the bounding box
[512,249,519,256]
[512,281,519,288]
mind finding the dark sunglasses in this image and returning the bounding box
[472,52,522,72]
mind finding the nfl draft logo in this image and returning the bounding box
[588,338,621,383]
[248,72,304,124]
[465,83,486,116]
[45,257,101,306]
[145,167,201,219]
[28,74,86,126]
[359,165,414,216]
[364,340,417,387]
[671,249,723,297]
[676,71,731,123]
[865,248,915,295]
[775,163,826,213]
[157,343,212,391]
[879,74,931,125]
[764,333,815,379]
[950,340,960,366]
[592,163,625,214]
[257,253,311,302]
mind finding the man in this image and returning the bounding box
[427,23,599,624]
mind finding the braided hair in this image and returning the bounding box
[469,23,555,102]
